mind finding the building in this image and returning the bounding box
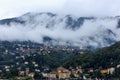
[56,67,70,79]
[89,68,94,73]
[19,71,25,76]
[117,64,120,68]
[47,72,57,79]
[76,66,83,73]
[28,72,35,78]
[100,69,108,74]
[107,67,115,74]
[101,68,115,75]
[73,73,79,78]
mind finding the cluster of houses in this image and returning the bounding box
[1,42,120,79]
[1,42,81,54]
[0,42,84,79]
[42,67,72,79]
[16,66,82,79]
[13,64,120,79]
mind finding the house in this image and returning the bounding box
[35,69,40,72]
[6,69,10,72]
[24,61,29,65]
[0,70,2,73]
[5,66,10,69]
[5,49,8,54]
[76,68,83,74]
[56,67,70,79]
[32,61,36,64]
[100,69,108,74]
[73,73,79,78]
[69,66,73,70]
[16,62,20,65]
[21,55,25,60]
[19,71,25,76]
[89,68,94,73]
[47,72,57,79]
[101,67,115,75]
[42,72,48,77]
[28,72,35,78]
[117,64,120,68]
[76,66,83,73]
[34,64,38,67]
[107,67,115,74]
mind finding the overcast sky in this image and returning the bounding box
[0,0,120,19]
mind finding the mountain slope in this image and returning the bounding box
[63,41,120,69]
[0,12,120,48]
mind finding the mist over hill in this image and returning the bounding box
[0,12,120,49]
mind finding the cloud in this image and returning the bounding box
[0,0,66,19]
[63,0,120,17]
[0,14,119,48]
[0,0,120,19]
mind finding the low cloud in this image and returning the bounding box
[0,14,119,48]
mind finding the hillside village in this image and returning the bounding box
[0,41,120,79]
